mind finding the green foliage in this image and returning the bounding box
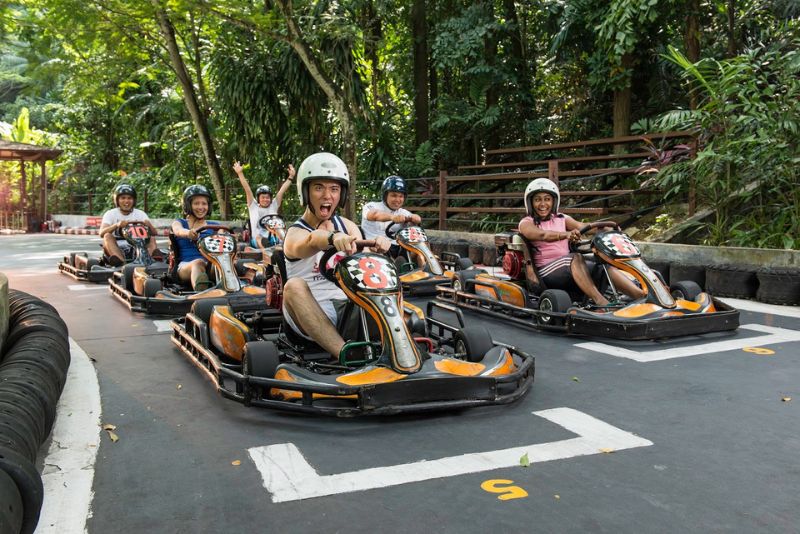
[656,29,800,249]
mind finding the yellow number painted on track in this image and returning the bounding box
[480,479,528,500]
[743,347,775,355]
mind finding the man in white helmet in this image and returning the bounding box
[282,152,392,357]
[98,183,159,266]
[519,178,644,305]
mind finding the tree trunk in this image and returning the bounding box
[685,0,701,109]
[364,1,384,108]
[613,54,632,150]
[411,0,429,147]
[726,0,736,58]
[152,2,228,218]
[275,0,361,218]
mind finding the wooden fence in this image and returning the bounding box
[404,131,696,231]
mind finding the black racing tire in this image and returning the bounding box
[190,298,230,325]
[4,349,69,381]
[0,399,47,450]
[143,278,162,298]
[0,378,58,431]
[0,467,23,534]
[0,358,66,395]
[0,445,44,534]
[456,257,474,271]
[669,263,705,289]
[756,268,800,305]
[670,280,703,301]
[453,269,483,293]
[705,264,758,298]
[242,341,280,378]
[454,326,494,363]
[538,289,572,327]
[482,245,497,267]
[0,412,40,462]
[122,264,137,291]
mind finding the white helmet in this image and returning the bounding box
[524,178,560,218]
[296,152,350,209]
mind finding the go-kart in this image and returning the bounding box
[237,214,286,261]
[387,223,473,296]
[57,221,157,283]
[437,221,739,340]
[170,240,535,416]
[109,225,266,315]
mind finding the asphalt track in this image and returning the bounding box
[2,234,798,533]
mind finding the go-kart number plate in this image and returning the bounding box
[600,233,640,257]
[398,227,426,243]
[125,225,148,239]
[202,234,235,254]
[345,256,398,290]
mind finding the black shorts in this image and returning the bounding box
[538,254,598,291]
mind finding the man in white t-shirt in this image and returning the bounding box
[233,161,294,255]
[361,175,422,259]
[98,184,159,266]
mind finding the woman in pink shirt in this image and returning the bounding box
[518,178,643,306]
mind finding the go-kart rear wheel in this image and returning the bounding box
[453,268,483,293]
[242,341,280,406]
[143,278,162,298]
[670,280,702,301]
[538,289,572,326]
[456,257,473,271]
[454,326,494,363]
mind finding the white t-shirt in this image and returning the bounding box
[248,200,278,238]
[360,201,412,244]
[101,208,150,246]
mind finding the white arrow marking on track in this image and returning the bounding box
[575,324,800,362]
[248,407,652,503]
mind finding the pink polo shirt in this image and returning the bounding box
[519,215,569,268]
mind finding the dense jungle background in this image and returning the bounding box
[0,0,797,247]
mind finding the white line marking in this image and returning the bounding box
[718,297,800,319]
[248,407,652,503]
[67,284,107,291]
[153,320,173,332]
[35,338,101,534]
[575,323,800,362]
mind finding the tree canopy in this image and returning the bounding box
[0,0,797,247]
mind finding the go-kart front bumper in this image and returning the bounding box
[58,260,116,283]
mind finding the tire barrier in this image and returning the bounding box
[669,263,706,289]
[468,243,483,265]
[647,260,671,285]
[0,289,70,534]
[482,244,497,267]
[705,264,759,299]
[445,239,470,259]
[756,268,800,306]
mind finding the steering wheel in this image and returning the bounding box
[191,224,233,241]
[385,218,411,239]
[258,214,284,231]
[120,221,151,244]
[571,220,621,253]
[318,239,376,283]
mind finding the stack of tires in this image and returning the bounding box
[0,290,70,534]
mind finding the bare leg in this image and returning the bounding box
[178,259,211,290]
[608,267,646,299]
[102,234,125,263]
[570,254,609,305]
[283,277,345,356]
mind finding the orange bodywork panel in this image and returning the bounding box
[336,367,407,385]
[611,303,662,318]
[209,306,248,362]
[473,277,526,308]
[434,359,486,376]
[271,368,358,401]
[485,349,517,377]
[188,289,226,300]
[401,271,430,282]
[241,285,266,296]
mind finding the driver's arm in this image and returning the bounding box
[273,164,295,210]
[233,161,255,206]
[99,222,115,238]
[284,227,340,260]
[519,218,572,243]
[171,220,195,240]
[563,216,583,242]
[366,209,406,224]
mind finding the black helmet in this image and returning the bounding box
[113,184,136,208]
[381,175,407,204]
[255,185,273,200]
[182,184,212,216]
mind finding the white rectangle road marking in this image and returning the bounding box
[68,284,107,291]
[575,323,800,362]
[248,407,652,503]
[153,320,174,332]
[718,297,800,319]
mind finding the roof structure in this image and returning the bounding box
[0,140,62,161]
